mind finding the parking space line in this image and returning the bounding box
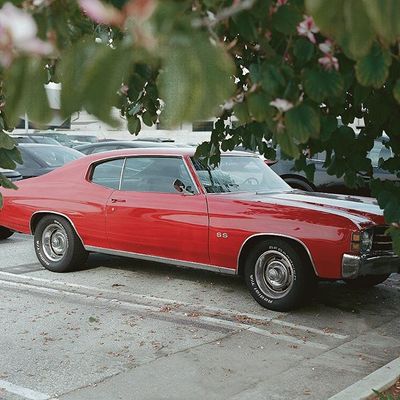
[0,271,349,340]
[0,379,50,400]
[0,277,336,350]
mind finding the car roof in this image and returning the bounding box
[75,140,176,149]
[82,147,255,163]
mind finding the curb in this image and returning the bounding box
[328,357,400,400]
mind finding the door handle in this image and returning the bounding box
[111,198,126,203]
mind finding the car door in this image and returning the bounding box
[105,156,210,265]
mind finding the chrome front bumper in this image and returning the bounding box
[342,253,400,279]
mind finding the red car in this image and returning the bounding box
[0,148,399,311]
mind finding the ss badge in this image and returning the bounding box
[216,232,228,239]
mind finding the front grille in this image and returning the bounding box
[371,226,393,253]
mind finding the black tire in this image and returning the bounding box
[34,215,88,272]
[344,274,390,288]
[0,226,14,240]
[244,239,316,311]
[285,178,314,192]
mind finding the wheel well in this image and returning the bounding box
[237,235,317,277]
[281,174,316,191]
[30,212,71,235]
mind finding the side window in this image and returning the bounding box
[121,157,195,193]
[91,159,124,189]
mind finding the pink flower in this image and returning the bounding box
[318,55,339,71]
[297,16,319,44]
[270,98,294,112]
[318,40,333,55]
[0,2,53,67]
[78,0,124,26]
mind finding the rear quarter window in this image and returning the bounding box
[91,159,124,189]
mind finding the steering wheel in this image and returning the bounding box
[242,177,259,185]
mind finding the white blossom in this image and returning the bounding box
[0,3,53,66]
[297,16,319,44]
[270,98,294,113]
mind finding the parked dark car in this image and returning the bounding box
[132,137,175,143]
[15,144,84,179]
[11,134,62,146]
[31,132,89,148]
[269,139,397,196]
[0,168,22,182]
[74,140,176,155]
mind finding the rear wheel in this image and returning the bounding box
[34,215,88,272]
[0,227,13,240]
[344,274,390,288]
[244,239,316,311]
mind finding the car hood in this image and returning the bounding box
[229,190,384,228]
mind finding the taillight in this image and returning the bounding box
[265,159,278,166]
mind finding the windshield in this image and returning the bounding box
[26,146,83,167]
[192,155,291,194]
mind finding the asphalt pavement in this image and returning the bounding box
[0,234,399,400]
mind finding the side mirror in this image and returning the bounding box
[173,179,194,195]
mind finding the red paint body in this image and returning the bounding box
[0,149,386,279]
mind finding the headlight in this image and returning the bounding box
[351,230,373,254]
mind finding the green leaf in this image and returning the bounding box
[276,132,300,159]
[303,68,344,103]
[362,0,400,44]
[0,173,17,190]
[393,79,400,105]
[61,41,132,126]
[293,38,315,65]
[320,116,338,141]
[0,149,17,170]
[260,64,285,97]
[142,111,154,127]
[127,116,141,135]
[355,43,392,88]
[306,0,346,37]
[4,58,51,126]
[233,102,251,125]
[285,104,320,143]
[0,131,16,151]
[272,5,302,35]
[159,33,235,127]
[247,92,272,122]
[232,12,258,41]
[342,0,374,59]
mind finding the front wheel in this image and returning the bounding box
[0,226,14,240]
[344,274,390,288]
[34,215,88,272]
[244,239,316,311]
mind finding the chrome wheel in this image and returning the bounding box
[254,250,294,299]
[42,223,69,262]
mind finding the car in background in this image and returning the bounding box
[15,144,83,179]
[0,168,22,182]
[11,134,62,146]
[132,137,175,143]
[0,148,398,311]
[74,140,176,155]
[268,139,397,196]
[30,132,90,148]
[67,134,98,144]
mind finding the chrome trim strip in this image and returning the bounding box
[118,157,127,190]
[30,211,85,245]
[85,245,236,275]
[237,233,319,276]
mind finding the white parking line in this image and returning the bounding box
[0,271,349,340]
[0,379,50,400]
[0,278,331,350]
